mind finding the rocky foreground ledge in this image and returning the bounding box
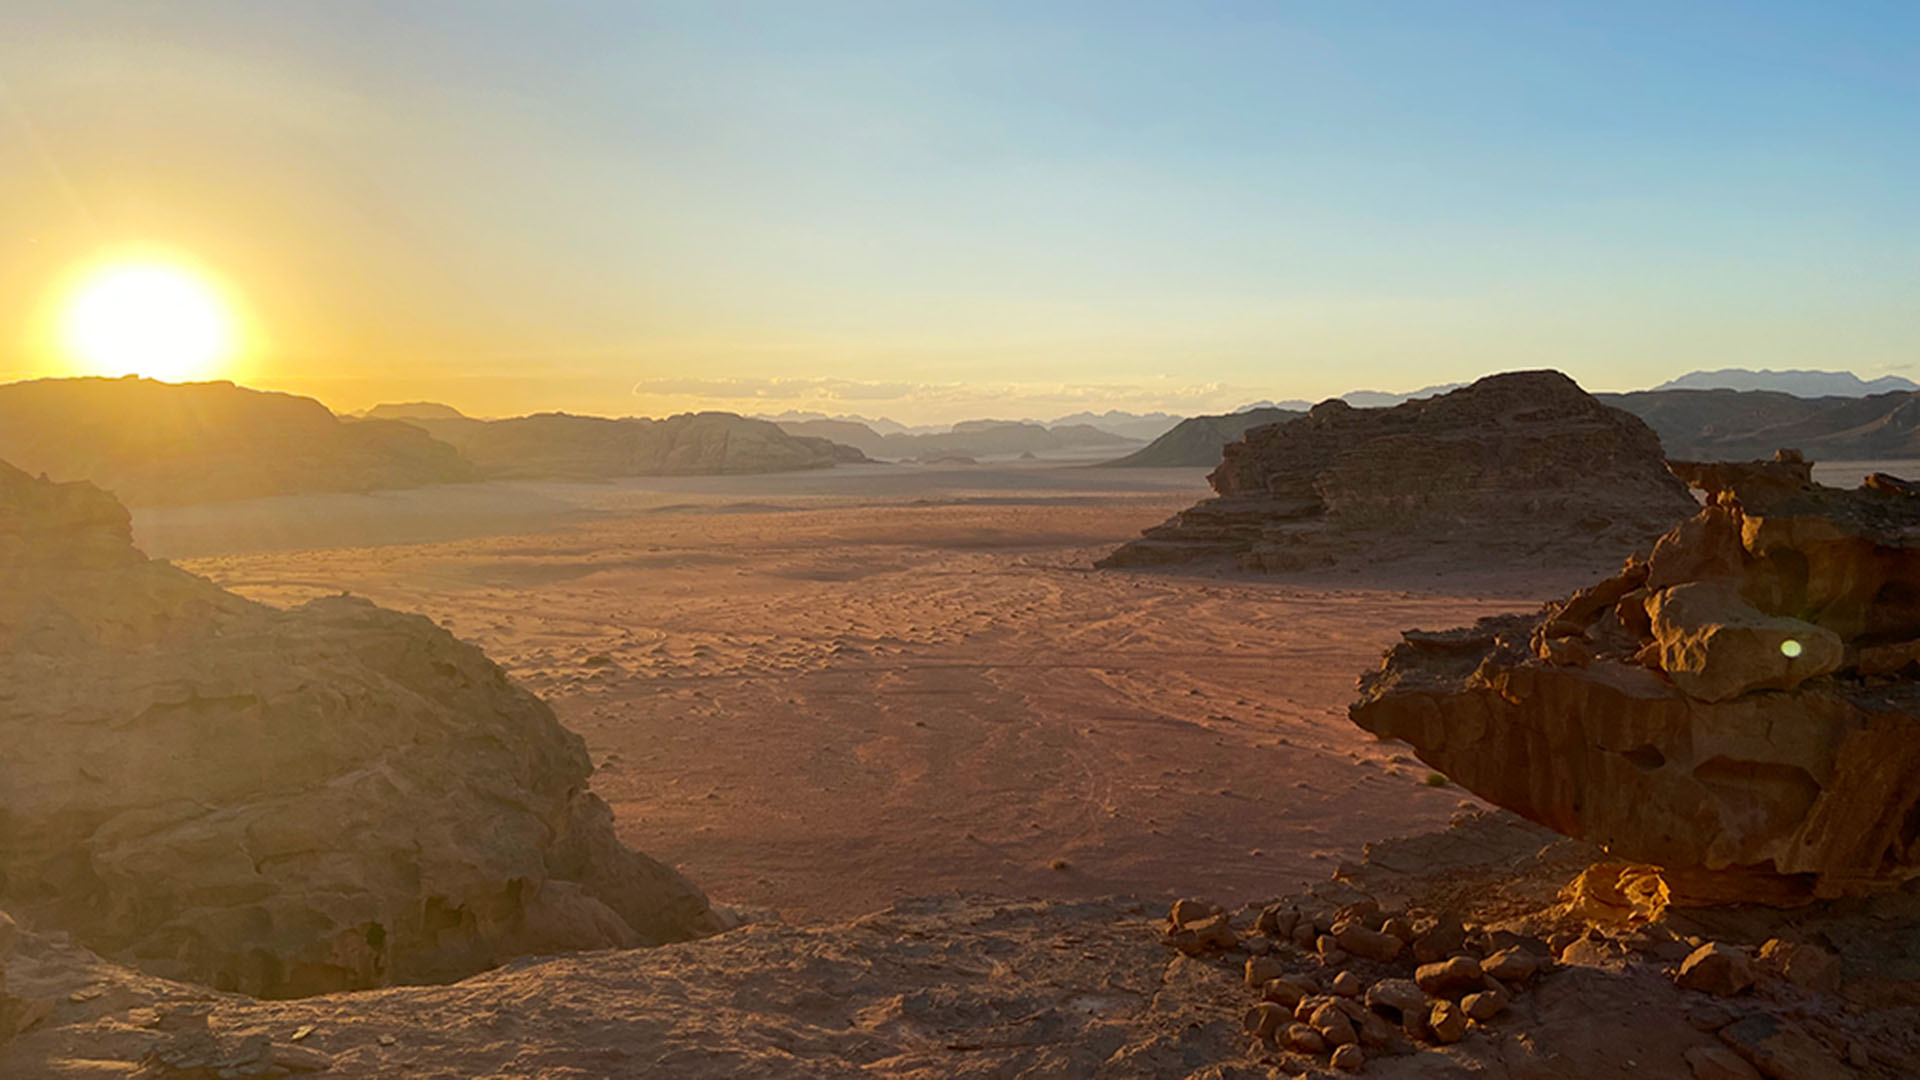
[0,460,723,1000]
[4,810,1914,1078]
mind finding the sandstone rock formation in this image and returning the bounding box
[0,460,722,998]
[400,409,868,479]
[1101,371,1698,572]
[1352,451,1920,900]
[0,376,475,506]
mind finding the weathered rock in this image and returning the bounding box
[1330,1043,1365,1072]
[1243,1002,1289,1040]
[1717,1013,1852,1080]
[1283,1022,1327,1054]
[1650,581,1844,702]
[1678,944,1755,998]
[1351,456,1920,897]
[1170,899,1224,928]
[1411,914,1467,964]
[1101,371,1697,572]
[1482,946,1540,983]
[1245,955,1285,988]
[1263,977,1310,1007]
[1461,989,1506,1020]
[1415,956,1485,999]
[1329,970,1364,998]
[1426,1000,1468,1044]
[1755,939,1842,994]
[1363,978,1428,1019]
[0,462,722,998]
[1255,904,1300,940]
[1686,1044,1765,1080]
[1309,1001,1357,1046]
[1334,922,1404,963]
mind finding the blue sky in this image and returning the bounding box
[2,1,1915,419]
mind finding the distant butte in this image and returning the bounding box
[1100,370,1698,574]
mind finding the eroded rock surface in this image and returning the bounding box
[1351,452,1920,898]
[1100,371,1696,573]
[0,461,722,998]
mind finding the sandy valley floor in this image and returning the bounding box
[162,464,1589,923]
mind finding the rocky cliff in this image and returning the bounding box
[0,377,475,506]
[0,460,722,998]
[1351,451,1920,901]
[1101,371,1697,572]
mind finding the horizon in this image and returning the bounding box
[3,3,1916,424]
[7,361,1916,430]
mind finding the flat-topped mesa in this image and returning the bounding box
[0,460,724,998]
[1351,451,1920,902]
[1099,370,1698,572]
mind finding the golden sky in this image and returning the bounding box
[3,3,1914,423]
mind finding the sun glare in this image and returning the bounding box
[59,262,238,382]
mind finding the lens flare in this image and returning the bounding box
[1780,639,1804,659]
[59,261,238,382]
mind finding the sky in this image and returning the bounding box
[1,1,1915,423]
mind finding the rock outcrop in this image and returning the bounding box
[0,376,475,506]
[0,460,723,998]
[1101,371,1698,572]
[402,410,868,479]
[1352,451,1920,900]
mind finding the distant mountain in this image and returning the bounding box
[1652,368,1919,397]
[0,376,474,506]
[1599,388,1920,461]
[364,401,468,421]
[754,410,920,436]
[1339,382,1467,408]
[1103,406,1302,467]
[1044,410,1183,441]
[399,412,868,479]
[1233,383,1463,414]
[772,418,1139,461]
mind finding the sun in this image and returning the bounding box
[59,261,239,382]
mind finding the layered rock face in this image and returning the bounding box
[1352,452,1920,899]
[1101,371,1697,572]
[0,461,722,998]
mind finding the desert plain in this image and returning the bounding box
[146,460,1601,925]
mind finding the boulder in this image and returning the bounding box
[1415,957,1486,999]
[1100,370,1697,572]
[1676,944,1755,998]
[1755,939,1842,994]
[0,461,722,998]
[1351,454,1920,898]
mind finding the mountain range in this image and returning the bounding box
[1651,368,1918,396]
[6,367,1915,509]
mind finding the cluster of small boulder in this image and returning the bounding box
[1164,894,1544,1073]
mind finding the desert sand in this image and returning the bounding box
[156,462,1587,925]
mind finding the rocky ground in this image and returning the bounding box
[5,811,1914,1078]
